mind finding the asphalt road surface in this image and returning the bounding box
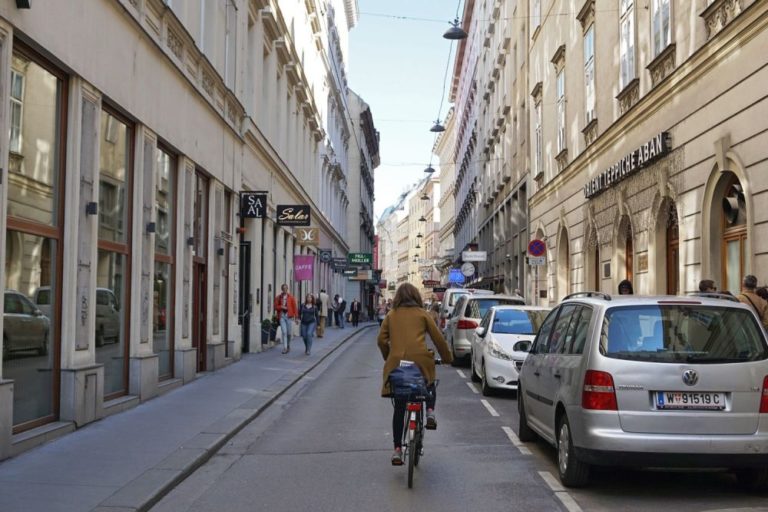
[151,328,768,512]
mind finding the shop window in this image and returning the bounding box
[5,47,66,432]
[96,109,132,399]
[155,147,175,379]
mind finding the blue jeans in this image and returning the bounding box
[300,321,316,353]
[279,315,293,346]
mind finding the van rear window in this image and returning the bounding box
[600,305,768,363]
[466,299,524,319]
[448,292,468,307]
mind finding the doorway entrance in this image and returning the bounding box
[193,263,207,372]
[239,242,252,352]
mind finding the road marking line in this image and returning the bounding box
[501,426,532,455]
[538,471,565,492]
[456,369,467,379]
[554,491,583,512]
[480,399,500,417]
[466,382,479,394]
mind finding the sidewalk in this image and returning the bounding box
[0,323,375,512]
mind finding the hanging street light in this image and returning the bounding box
[421,193,430,200]
[416,243,421,249]
[419,216,427,222]
[443,18,467,40]
[430,120,445,133]
[424,165,435,174]
[416,233,423,238]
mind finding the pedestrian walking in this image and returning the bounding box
[350,298,361,327]
[317,289,329,337]
[274,284,298,354]
[332,294,340,327]
[376,299,388,326]
[618,279,634,295]
[337,296,347,328]
[299,294,319,355]
[428,302,440,326]
[737,275,768,328]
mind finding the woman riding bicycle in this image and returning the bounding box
[377,282,452,465]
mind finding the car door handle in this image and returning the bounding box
[554,373,562,379]
[533,371,540,376]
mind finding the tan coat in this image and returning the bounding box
[377,306,453,396]
[738,291,768,328]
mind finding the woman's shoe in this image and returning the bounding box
[391,447,403,466]
[425,409,437,430]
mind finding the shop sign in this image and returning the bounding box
[379,279,388,289]
[295,227,319,246]
[331,257,348,270]
[584,132,671,199]
[422,279,441,287]
[388,282,396,291]
[342,269,357,276]
[348,252,372,265]
[349,270,373,281]
[319,249,332,263]
[294,255,314,281]
[240,192,267,218]
[276,205,311,226]
[432,286,447,293]
[448,268,465,283]
[461,250,487,262]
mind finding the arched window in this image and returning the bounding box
[721,175,747,294]
[557,227,570,301]
[653,199,679,294]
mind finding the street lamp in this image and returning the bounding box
[416,233,423,238]
[430,120,445,133]
[443,18,468,40]
[424,165,435,174]
[420,193,430,200]
[418,216,427,222]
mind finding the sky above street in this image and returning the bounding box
[348,0,462,222]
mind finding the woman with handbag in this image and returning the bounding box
[299,294,319,355]
[377,282,453,465]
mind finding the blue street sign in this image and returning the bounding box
[448,268,465,284]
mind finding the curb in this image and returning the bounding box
[93,325,376,512]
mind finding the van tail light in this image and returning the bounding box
[582,370,618,411]
[760,376,768,413]
[456,319,479,330]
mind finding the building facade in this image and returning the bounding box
[0,0,373,459]
[527,0,767,304]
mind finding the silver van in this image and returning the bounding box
[517,292,768,490]
[439,288,494,331]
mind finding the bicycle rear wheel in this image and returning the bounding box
[413,431,422,467]
[407,438,416,488]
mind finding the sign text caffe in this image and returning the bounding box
[583,132,671,199]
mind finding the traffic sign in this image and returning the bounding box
[461,262,475,277]
[528,256,546,266]
[448,268,465,283]
[528,239,547,257]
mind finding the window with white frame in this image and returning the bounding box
[652,0,671,57]
[620,0,635,89]
[9,70,24,154]
[584,25,596,124]
[532,0,541,32]
[556,69,566,153]
[534,100,542,175]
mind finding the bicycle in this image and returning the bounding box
[391,369,438,488]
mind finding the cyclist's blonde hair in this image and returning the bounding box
[392,283,424,309]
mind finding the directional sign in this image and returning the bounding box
[448,268,465,283]
[528,239,547,257]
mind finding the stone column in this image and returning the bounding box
[174,158,196,383]
[59,78,104,427]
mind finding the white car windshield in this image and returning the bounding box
[492,309,549,335]
[600,305,768,363]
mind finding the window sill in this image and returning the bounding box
[616,78,640,116]
[646,43,676,88]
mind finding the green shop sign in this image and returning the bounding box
[347,252,372,265]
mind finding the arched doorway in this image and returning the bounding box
[585,225,600,291]
[617,214,634,285]
[653,199,679,294]
[557,227,570,301]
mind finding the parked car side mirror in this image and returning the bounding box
[513,340,532,353]
[33,308,43,317]
[474,326,486,337]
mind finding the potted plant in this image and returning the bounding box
[269,314,278,341]
[261,318,271,345]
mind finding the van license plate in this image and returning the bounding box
[656,392,725,410]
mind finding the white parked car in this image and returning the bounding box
[470,305,550,395]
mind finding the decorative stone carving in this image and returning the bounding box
[167,29,183,59]
[616,78,639,116]
[555,149,569,173]
[582,118,598,146]
[202,72,215,96]
[647,43,676,88]
[576,0,595,29]
[702,0,746,39]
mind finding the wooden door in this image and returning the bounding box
[193,263,207,372]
